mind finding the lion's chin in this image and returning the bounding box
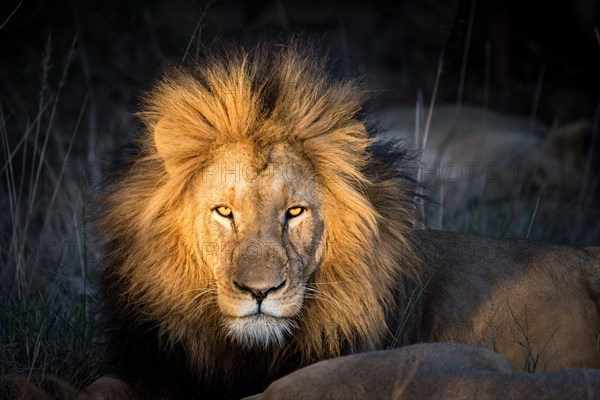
[224,314,297,349]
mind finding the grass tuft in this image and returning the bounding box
[0,38,103,389]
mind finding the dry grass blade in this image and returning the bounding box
[0,1,22,31]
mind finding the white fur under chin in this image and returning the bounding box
[225,315,297,349]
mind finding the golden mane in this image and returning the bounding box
[95,38,423,388]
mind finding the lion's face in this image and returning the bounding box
[98,41,420,383]
[195,141,326,348]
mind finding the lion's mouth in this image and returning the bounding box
[224,314,297,348]
[238,313,283,322]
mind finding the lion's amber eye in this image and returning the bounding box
[286,207,304,218]
[215,206,233,218]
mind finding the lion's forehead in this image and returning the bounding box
[199,142,319,207]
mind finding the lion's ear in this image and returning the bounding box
[154,118,212,175]
[154,118,204,175]
[154,119,178,174]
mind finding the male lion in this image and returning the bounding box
[92,38,600,399]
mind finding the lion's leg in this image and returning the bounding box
[0,374,140,400]
[0,374,80,400]
[77,376,140,400]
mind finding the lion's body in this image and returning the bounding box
[419,230,600,371]
[93,39,600,399]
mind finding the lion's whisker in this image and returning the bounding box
[309,280,357,285]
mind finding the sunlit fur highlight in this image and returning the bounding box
[95,38,423,389]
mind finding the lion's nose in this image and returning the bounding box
[233,280,286,304]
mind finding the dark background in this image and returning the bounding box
[2,0,599,130]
